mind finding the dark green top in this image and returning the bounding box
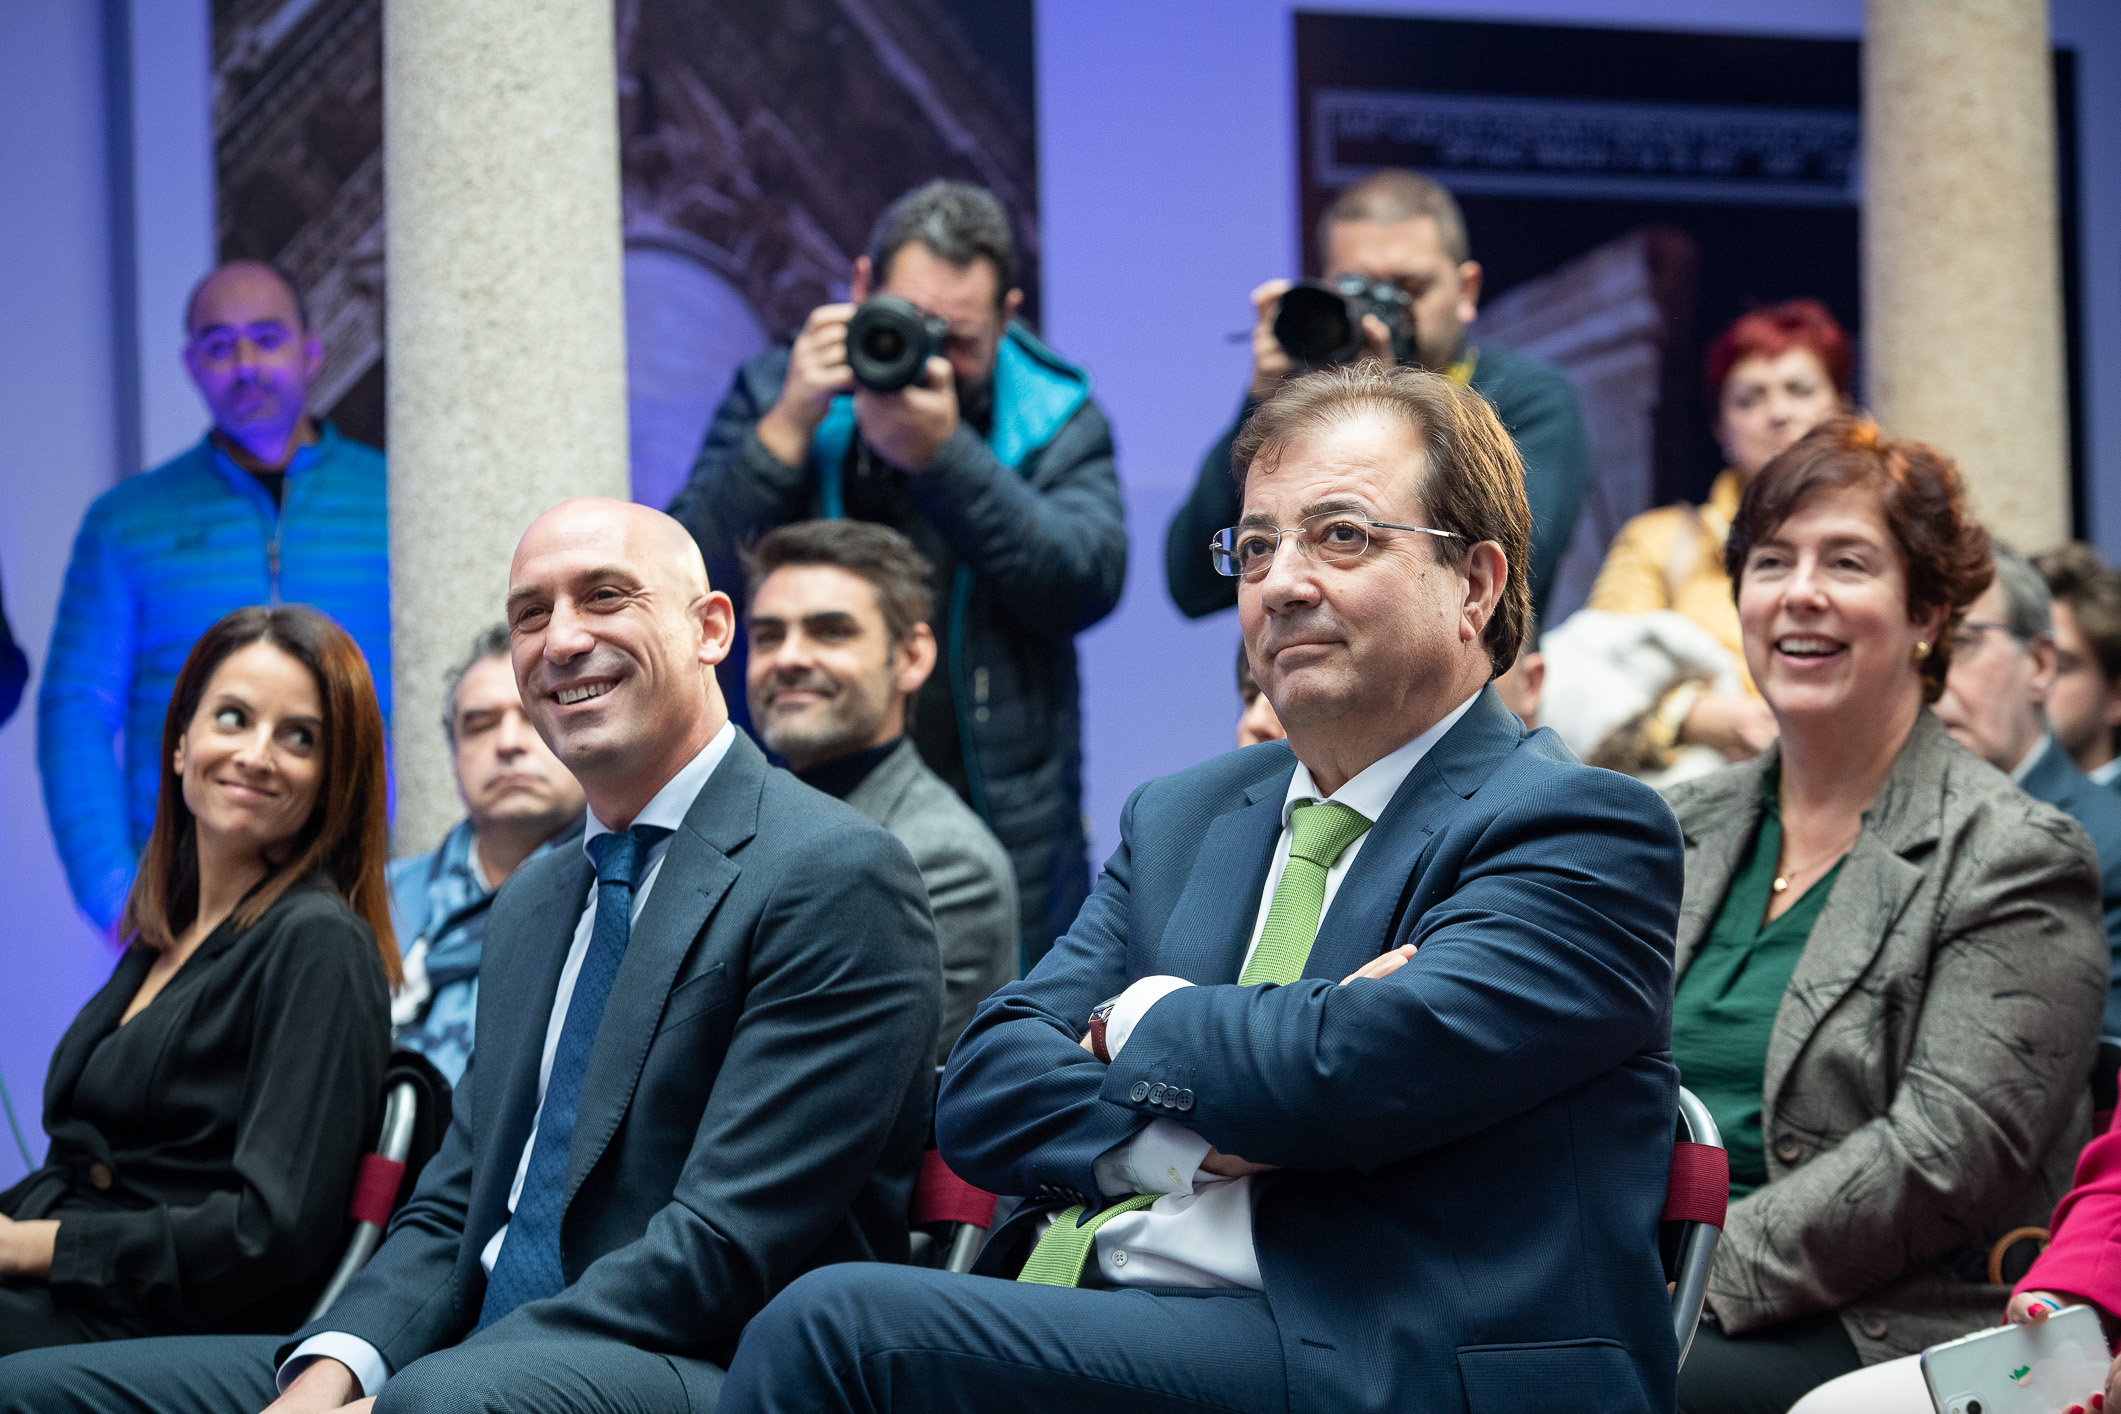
[1671,792,1847,1196]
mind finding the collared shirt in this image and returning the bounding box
[1080,691,1482,1290]
[2091,757,2121,789]
[283,722,737,1396]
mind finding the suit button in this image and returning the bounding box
[88,1163,113,1191]
[1774,1135,1802,1162]
[1130,1082,1150,1103]
[1176,1089,1195,1111]
[1858,1314,1888,1340]
[1149,1083,1167,1105]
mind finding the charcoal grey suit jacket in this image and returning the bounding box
[281,729,939,1387]
[845,739,1018,1062]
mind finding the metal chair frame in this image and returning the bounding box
[307,1076,421,1321]
[1670,1086,1726,1371]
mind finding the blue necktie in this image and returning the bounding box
[477,823,672,1328]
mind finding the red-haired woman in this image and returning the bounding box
[1662,421,2108,1412]
[1587,299,1853,765]
[0,606,395,1353]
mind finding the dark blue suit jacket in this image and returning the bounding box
[283,731,940,1387]
[940,688,1685,1414]
[2023,737,2121,1033]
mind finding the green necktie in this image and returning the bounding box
[1016,1193,1161,1286]
[1015,801,1373,1289]
[1239,800,1373,986]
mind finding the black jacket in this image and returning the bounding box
[281,731,939,1385]
[1,875,391,1335]
[1164,341,1591,623]
[670,327,1127,964]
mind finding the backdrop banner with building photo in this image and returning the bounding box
[210,0,1040,509]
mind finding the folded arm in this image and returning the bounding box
[1102,768,1679,1172]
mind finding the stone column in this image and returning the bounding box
[385,0,628,853]
[1864,0,2069,550]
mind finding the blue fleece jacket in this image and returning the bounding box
[38,426,390,928]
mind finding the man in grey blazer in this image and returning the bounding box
[746,519,1018,1062]
[0,501,940,1413]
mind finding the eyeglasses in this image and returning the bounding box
[1956,618,2041,653]
[1210,512,1461,579]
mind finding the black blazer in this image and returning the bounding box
[287,730,939,1379]
[0,874,391,1335]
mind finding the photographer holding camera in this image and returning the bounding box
[1164,169,1590,621]
[671,179,1125,968]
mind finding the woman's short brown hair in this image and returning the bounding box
[123,605,399,985]
[1231,361,1532,678]
[1723,416,1992,702]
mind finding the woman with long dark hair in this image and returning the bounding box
[0,605,395,1352]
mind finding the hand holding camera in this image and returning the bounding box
[758,301,859,466]
[1246,276,1412,401]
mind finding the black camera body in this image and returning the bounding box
[1272,274,1417,369]
[846,295,951,393]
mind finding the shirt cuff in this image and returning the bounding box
[1105,975,1194,1060]
[279,1333,391,1398]
[1092,1118,1215,1197]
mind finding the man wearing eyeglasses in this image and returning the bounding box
[713,363,1685,1414]
[39,260,388,934]
[1937,544,2121,1029]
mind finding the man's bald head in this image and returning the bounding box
[185,260,309,337]
[506,498,734,827]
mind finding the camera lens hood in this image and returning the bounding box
[1273,281,1363,368]
[848,294,943,393]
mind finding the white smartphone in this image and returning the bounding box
[1921,1304,2110,1414]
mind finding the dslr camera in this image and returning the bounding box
[847,295,951,393]
[1273,274,1416,369]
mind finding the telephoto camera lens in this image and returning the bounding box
[1272,276,1416,369]
[847,295,951,393]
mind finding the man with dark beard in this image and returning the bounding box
[745,520,1017,1063]
[671,180,1126,971]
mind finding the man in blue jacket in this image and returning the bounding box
[38,261,388,930]
[670,180,1126,969]
[717,364,1684,1414]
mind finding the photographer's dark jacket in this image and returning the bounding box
[1164,341,1590,622]
[671,322,1126,965]
[0,874,391,1338]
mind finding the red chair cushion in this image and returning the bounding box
[1663,1142,1729,1228]
[911,1150,997,1228]
[349,1154,407,1228]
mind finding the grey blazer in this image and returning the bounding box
[1663,709,2108,1363]
[846,739,1019,1063]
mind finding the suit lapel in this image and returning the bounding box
[45,950,150,1113]
[1673,757,1770,979]
[561,732,760,1206]
[1156,769,1294,983]
[1306,688,1523,982]
[477,851,594,1218]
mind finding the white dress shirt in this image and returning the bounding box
[1078,691,1480,1289]
[281,723,737,1395]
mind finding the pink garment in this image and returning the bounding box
[2018,1105,2121,1314]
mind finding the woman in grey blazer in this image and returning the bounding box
[1663,418,2109,1414]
